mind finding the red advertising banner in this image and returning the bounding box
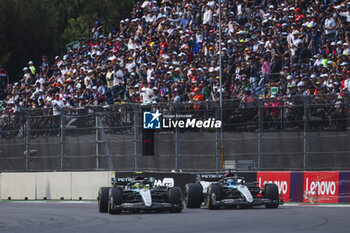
[257,172,291,202]
[303,171,339,203]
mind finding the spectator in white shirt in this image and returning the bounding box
[141,83,153,104]
[203,6,212,26]
[324,15,337,41]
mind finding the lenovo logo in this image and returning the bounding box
[303,172,339,203]
[305,178,336,196]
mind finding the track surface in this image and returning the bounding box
[0,202,349,233]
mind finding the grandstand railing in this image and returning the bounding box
[0,95,349,172]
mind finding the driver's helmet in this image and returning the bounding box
[134,182,143,189]
[227,178,237,186]
[134,176,144,180]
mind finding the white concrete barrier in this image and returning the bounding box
[71,172,111,200]
[36,172,72,200]
[1,173,36,200]
[0,172,112,200]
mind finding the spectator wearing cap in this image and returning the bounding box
[91,86,99,101]
[28,61,36,75]
[22,67,31,81]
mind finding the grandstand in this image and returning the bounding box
[0,0,349,111]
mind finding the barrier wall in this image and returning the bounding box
[0,172,111,200]
[0,171,349,203]
[0,173,36,200]
[71,172,112,200]
[36,172,72,200]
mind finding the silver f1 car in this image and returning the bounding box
[98,174,183,214]
[185,173,282,209]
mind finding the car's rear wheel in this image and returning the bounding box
[168,186,183,213]
[264,183,279,208]
[185,183,202,208]
[98,187,110,213]
[207,184,223,210]
[108,188,122,214]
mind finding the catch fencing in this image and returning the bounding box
[0,95,350,172]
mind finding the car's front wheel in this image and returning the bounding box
[108,188,122,214]
[207,184,222,210]
[264,184,279,208]
[168,186,183,213]
[185,183,203,208]
[98,187,110,213]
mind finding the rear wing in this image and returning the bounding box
[196,173,224,182]
[112,177,133,186]
[111,171,143,186]
[197,173,251,184]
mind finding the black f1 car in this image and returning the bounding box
[185,173,283,209]
[98,173,183,214]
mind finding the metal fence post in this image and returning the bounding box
[134,107,139,170]
[60,114,65,170]
[258,102,264,171]
[214,101,224,171]
[303,97,309,170]
[95,113,100,169]
[25,111,31,172]
[215,103,220,171]
[174,107,180,171]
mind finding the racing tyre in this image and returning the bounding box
[264,184,279,209]
[185,183,202,208]
[207,184,223,210]
[168,186,183,213]
[108,188,122,214]
[98,187,110,213]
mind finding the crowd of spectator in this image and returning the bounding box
[1,0,350,117]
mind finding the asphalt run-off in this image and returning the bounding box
[0,202,349,233]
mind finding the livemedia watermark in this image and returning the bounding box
[143,110,222,129]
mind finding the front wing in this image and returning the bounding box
[110,201,182,211]
[211,196,281,207]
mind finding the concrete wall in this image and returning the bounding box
[71,172,111,200]
[0,173,36,200]
[0,172,111,200]
[1,171,350,203]
[36,172,72,200]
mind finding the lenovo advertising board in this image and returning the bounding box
[303,171,339,203]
